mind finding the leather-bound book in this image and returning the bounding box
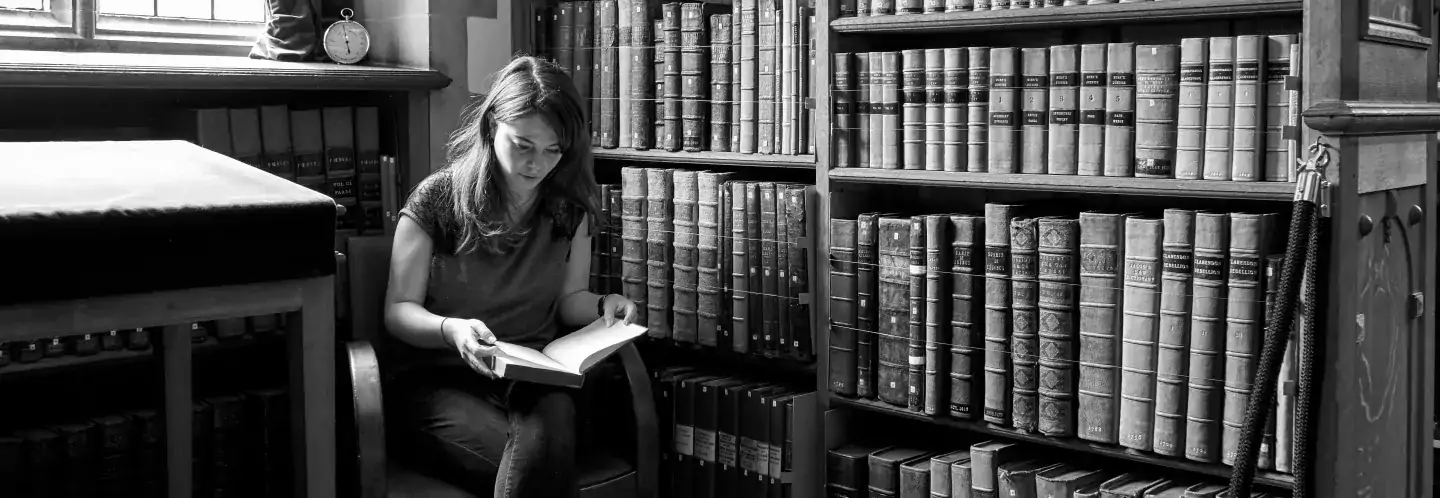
[71,332,101,355]
[621,167,649,326]
[1036,466,1110,498]
[1221,212,1274,465]
[1074,483,1104,498]
[745,183,764,352]
[226,107,261,171]
[1076,44,1106,176]
[967,46,990,171]
[1009,217,1041,432]
[680,2,708,152]
[612,186,625,292]
[870,52,886,168]
[556,2,576,76]
[290,108,325,196]
[1077,211,1128,444]
[839,0,858,17]
[877,215,913,406]
[699,172,737,348]
[942,48,968,172]
[1119,216,1162,451]
[968,440,1021,498]
[14,340,38,362]
[629,0,653,149]
[1036,217,1079,436]
[18,429,60,497]
[355,106,384,232]
[898,0,923,14]
[1175,37,1208,180]
[776,185,794,357]
[730,182,752,353]
[739,0,759,153]
[322,106,358,234]
[1276,257,1299,472]
[756,0,777,154]
[1202,36,1236,181]
[947,0,972,11]
[646,168,675,339]
[1184,211,1230,463]
[949,454,974,498]
[835,53,856,167]
[881,51,903,168]
[785,185,813,361]
[1145,481,1196,497]
[1020,47,1049,174]
[928,450,970,498]
[51,422,97,497]
[900,453,934,498]
[711,14,734,152]
[1098,474,1169,498]
[1135,44,1180,179]
[828,443,886,497]
[1182,482,1226,497]
[675,374,722,497]
[1263,34,1299,182]
[1101,42,1135,177]
[857,52,873,168]
[258,104,296,181]
[573,1,595,126]
[93,415,133,497]
[719,182,735,352]
[902,49,927,169]
[760,183,781,356]
[998,460,1062,498]
[593,1,604,143]
[673,170,701,344]
[857,212,889,398]
[871,0,895,17]
[660,3,682,151]
[983,203,1019,424]
[1229,35,1263,182]
[617,0,632,149]
[599,0,620,148]
[1154,209,1196,456]
[830,218,860,396]
[870,448,937,498]
[923,214,952,415]
[949,213,984,419]
[698,378,745,498]
[925,48,946,171]
[987,47,1019,173]
[719,381,762,498]
[594,186,612,293]
[907,215,929,411]
[655,19,666,147]
[1047,45,1079,175]
[731,2,741,154]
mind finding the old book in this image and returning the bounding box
[655,19,666,147]
[870,448,937,498]
[906,215,929,411]
[1175,38,1208,180]
[617,0,631,149]
[556,2,576,78]
[719,182,735,352]
[870,52,886,168]
[857,212,886,398]
[258,104,295,181]
[629,0,653,149]
[760,183,781,356]
[699,172,736,347]
[1020,47,1049,174]
[672,170,700,343]
[881,51,903,168]
[646,168,675,339]
[1183,482,1227,497]
[785,185,813,361]
[902,49,928,169]
[1184,211,1230,463]
[660,3,682,151]
[1119,216,1162,451]
[1076,43,1107,176]
[1102,42,1135,177]
[1009,217,1040,432]
[835,53,856,167]
[591,1,604,143]
[857,52,873,168]
[1036,466,1110,497]
[929,450,970,498]
[1036,217,1079,437]
[355,106,383,231]
[1230,35,1263,182]
[925,48,946,171]
[878,216,913,406]
[598,0,620,148]
[1153,209,1196,456]
[943,48,968,172]
[1098,474,1169,498]
[610,187,624,293]
[969,440,1022,498]
[621,167,649,326]
[1202,36,1236,180]
[756,0,777,154]
[711,14,734,152]
[1263,34,1299,182]
[592,186,611,293]
[485,320,649,389]
[839,0,859,17]
[680,3,708,152]
[1221,212,1274,465]
[828,443,886,497]
[942,214,983,418]
[1146,481,1199,498]
[987,47,1020,173]
[924,214,952,415]
[731,0,741,154]
[899,453,933,498]
[872,0,895,16]
[697,378,742,498]
[574,1,595,126]
[730,182,752,353]
[739,0,759,153]
[1276,254,1300,472]
[780,188,791,356]
[1077,211,1128,444]
[1258,254,1283,470]
[967,47,991,172]
[947,0,973,11]
[998,460,1062,498]
[745,183,764,352]
[830,218,860,396]
[949,455,974,498]
[1135,44,1180,178]
[1048,44,1080,175]
[983,203,1019,424]
[322,106,358,231]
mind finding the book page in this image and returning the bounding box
[492,341,571,373]
[542,318,649,373]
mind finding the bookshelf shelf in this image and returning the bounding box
[0,50,452,91]
[833,396,1296,489]
[0,334,280,380]
[827,167,1296,200]
[828,0,1302,34]
[593,147,817,169]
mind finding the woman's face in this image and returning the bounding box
[492,113,564,196]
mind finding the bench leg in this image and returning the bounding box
[289,276,337,498]
[158,323,192,498]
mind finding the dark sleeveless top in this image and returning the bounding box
[392,169,585,372]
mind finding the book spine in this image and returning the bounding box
[1047,44,1079,175]
[1077,211,1126,444]
[780,0,795,155]
[831,219,860,396]
[835,53,856,167]
[987,47,1019,174]
[593,187,610,293]
[646,168,675,339]
[777,185,793,357]
[1076,44,1107,176]
[1221,212,1272,464]
[655,19,666,147]
[1202,36,1236,181]
[869,52,885,168]
[730,182,752,353]
[881,51,903,169]
[967,47,991,172]
[698,173,726,347]
[1135,44,1180,178]
[740,0,758,153]
[617,0,631,149]
[1230,35,1264,182]
[877,216,913,407]
[661,3,683,151]
[902,49,928,170]
[1258,254,1283,471]
[923,214,951,416]
[1020,47,1049,174]
[575,1,595,128]
[1153,208,1195,456]
[757,0,777,154]
[982,203,1016,424]
[680,3,707,152]
[857,213,881,398]
[592,1,604,144]
[712,14,734,152]
[730,2,742,154]
[745,184,764,352]
[1009,217,1039,432]
[873,0,895,17]
[949,215,983,419]
[600,0,620,148]
[718,182,734,352]
[947,0,974,12]
[942,48,968,172]
[609,188,624,301]
[785,186,812,361]
[1036,217,1079,437]
[1102,42,1136,177]
[907,216,929,411]
[857,53,873,168]
[1175,38,1208,180]
[1275,252,1300,472]
[1263,35,1298,182]
[557,2,576,78]
[673,170,700,344]
[1119,216,1162,451]
[629,2,652,149]
[760,184,781,356]
[1184,211,1229,463]
[621,167,649,326]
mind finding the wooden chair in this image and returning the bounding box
[339,235,659,498]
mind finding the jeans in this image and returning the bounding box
[388,366,579,498]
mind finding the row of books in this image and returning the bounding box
[832,35,1302,182]
[653,365,819,498]
[0,320,280,369]
[536,0,817,155]
[828,207,1300,472]
[0,387,292,498]
[593,167,818,362]
[836,0,1177,16]
[828,439,1266,498]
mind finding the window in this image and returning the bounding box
[0,0,268,55]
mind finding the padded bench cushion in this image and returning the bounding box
[0,140,337,306]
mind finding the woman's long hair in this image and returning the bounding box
[442,55,600,255]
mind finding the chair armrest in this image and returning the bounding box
[615,342,658,498]
[347,339,388,498]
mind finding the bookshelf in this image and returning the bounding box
[827,0,1303,34]
[594,147,818,168]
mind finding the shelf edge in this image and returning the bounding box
[827,168,1294,200]
[829,0,1303,33]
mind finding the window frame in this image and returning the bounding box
[0,0,264,56]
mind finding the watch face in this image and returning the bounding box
[324,21,370,64]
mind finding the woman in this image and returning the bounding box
[382,55,638,498]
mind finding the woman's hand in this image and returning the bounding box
[443,318,499,379]
[600,294,639,327]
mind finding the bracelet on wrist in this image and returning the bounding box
[440,317,453,347]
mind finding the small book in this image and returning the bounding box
[484,318,649,388]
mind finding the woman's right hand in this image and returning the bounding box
[443,318,499,379]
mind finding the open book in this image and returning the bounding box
[482,318,649,388]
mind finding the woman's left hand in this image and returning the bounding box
[601,294,639,326]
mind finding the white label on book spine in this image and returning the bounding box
[675,424,695,455]
[696,429,718,461]
[718,432,738,466]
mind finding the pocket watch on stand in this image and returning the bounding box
[323,8,370,65]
